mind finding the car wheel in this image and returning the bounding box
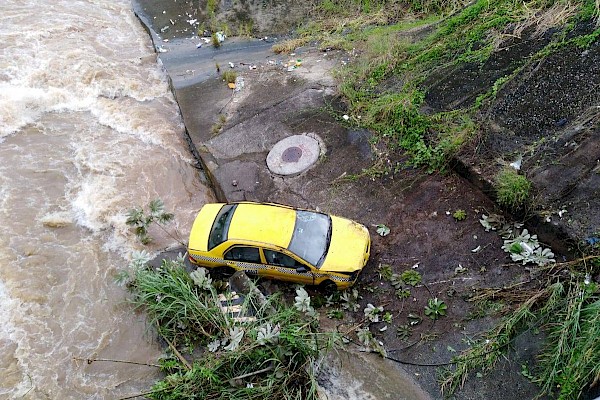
[318,279,338,295]
[211,266,236,280]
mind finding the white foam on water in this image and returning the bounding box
[0,279,18,341]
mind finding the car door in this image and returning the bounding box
[262,249,314,285]
[223,245,263,276]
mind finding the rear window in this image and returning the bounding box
[208,204,237,250]
[288,211,331,267]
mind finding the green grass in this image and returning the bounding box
[127,259,338,399]
[495,167,531,210]
[296,0,599,173]
[130,259,225,348]
[442,271,600,399]
[222,70,237,84]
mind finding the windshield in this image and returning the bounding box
[288,211,331,267]
[208,204,237,250]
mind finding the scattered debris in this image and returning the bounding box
[285,59,302,71]
[235,76,246,89]
[454,264,467,274]
[509,155,523,170]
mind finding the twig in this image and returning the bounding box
[155,222,186,247]
[72,357,161,368]
[228,365,274,386]
[164,336,192,371]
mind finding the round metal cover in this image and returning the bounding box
[281,146,303,162]
[266,135,321,176]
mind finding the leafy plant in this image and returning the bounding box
[376,224,390,236]
[495,167,531,209]
[501,228,555,266]
[453,209,467,221]
[397,324,412,340]
[400,270,422,286]
[190,267,213,291]
[256,323,281,345]
[424,298,447,320]
[294,286,318,318]
[357,327,373,346]
[327,309,344,319]
[389,273,404,289]
[340,288,361,312]
[126,199,175,245]
[364,303,384,322]
[383,312,393,323]
[115,249,153,286]
[396,288,411,299]
[378,263,393,280]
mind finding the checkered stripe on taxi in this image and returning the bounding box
[189,254,351,282]
[189,254,225,264]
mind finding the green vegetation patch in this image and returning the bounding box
[495,167,531,210]
[127,258,337,399]
[443,270,600,399]
[296,0,599,172]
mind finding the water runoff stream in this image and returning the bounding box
[0,0,214,398]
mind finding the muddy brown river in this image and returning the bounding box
[0,1,214,398]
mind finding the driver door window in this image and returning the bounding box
[263,249,313,285]
[224,246,261,263]
[264,249,303,268]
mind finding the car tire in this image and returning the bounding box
[318,279,338,295]
[211,266,236,280]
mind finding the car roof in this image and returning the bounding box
[227,203,296,249]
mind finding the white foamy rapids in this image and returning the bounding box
[0,0,215,398]
[0,0,173,142]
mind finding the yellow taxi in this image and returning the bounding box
[187,202,370,290]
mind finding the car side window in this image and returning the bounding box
[224,246,261,263]
[264,249,305,269]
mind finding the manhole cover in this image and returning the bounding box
[281,146,303,162]
[266,135,321,176]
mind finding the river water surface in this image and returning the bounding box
[0,1,214,398]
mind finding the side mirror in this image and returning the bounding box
[296,266,308,273]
